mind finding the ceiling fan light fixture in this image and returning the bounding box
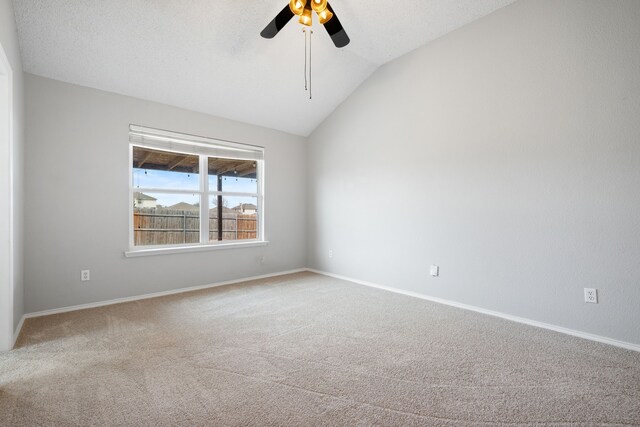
[298,8,312,26]
[260,1,350,48]
[289,0,306,15]
[317,8,333,24]
[311,0,328,13]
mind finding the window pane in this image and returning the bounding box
[208,196,258,242]
[133,147,199,190]
[208,157,258,194]
[133,192,200,246]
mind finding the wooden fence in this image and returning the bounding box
[133,208,257,246]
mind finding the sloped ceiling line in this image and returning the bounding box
[12,0,516,136]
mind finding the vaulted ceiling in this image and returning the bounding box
[12,0,516,136]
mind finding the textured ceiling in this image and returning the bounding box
[12,0,516,136]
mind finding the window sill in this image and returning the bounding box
[124,240,269,258]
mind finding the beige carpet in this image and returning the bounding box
[1,272,639,426]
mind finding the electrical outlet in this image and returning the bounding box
[584,288,597,304]
[328,249,333,259]
[430,265,439,277]
[81,270,90,281]
[260,255,266,265]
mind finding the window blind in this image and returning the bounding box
[129,125,264,161]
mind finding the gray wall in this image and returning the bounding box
[307,0,640,345]
[24,74,307,313]
[0,0,25,337]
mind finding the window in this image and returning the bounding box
[128,125,264,254]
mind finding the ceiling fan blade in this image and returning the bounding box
[260,4,295,39]
[323,3,350,48]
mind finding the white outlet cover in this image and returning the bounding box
[329,250,333,259]
[81,270,90,281]
[584,288,598,304]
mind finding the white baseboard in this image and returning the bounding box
[18,267,640,354]
[24,268,307,320]
[12,315,25,347]
[306,268,640,353]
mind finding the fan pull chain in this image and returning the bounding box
[309,29,312,100]
[303,28,308,91]
[302,28,313,100]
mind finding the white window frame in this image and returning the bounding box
[125,125,266,257]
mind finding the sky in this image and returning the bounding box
[133,168,258,208]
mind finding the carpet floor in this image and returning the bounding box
[1,272,639,426]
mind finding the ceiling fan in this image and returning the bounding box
[261,0,350,48]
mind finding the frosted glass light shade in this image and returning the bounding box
[289,0,306,16]
[298,8,312,26]
[317,8,333,24]
[311,0,328,13]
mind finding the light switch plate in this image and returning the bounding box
[430,265,439,277]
